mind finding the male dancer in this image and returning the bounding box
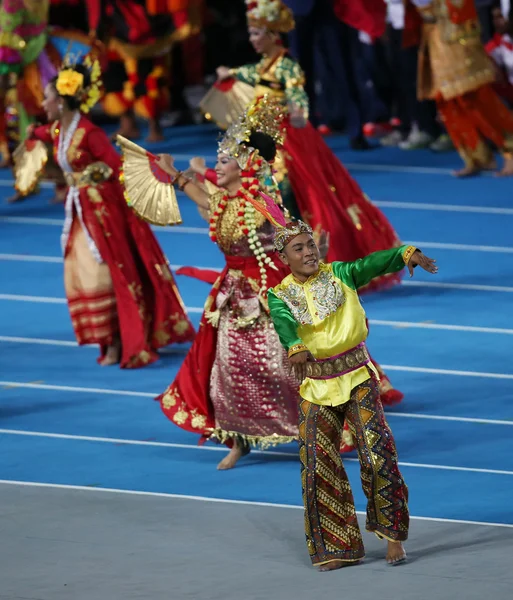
[268,220,437,571]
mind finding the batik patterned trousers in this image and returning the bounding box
[299,375,409,566]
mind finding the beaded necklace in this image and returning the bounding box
[209,161,274,291]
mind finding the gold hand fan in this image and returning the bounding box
[13,140,48,196]
[117,135,182,226]
[200,78,255,129]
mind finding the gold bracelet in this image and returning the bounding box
[171,170,183,185]
[288,343,308,358]
[178,177,192,192]
[402,245,417,266]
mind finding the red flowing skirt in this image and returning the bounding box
[158,253,293,443]
[66,181,195,368]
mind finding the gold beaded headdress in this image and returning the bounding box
[218,94,285,170]
[245,0,295,33]
[55,52,102,113]
[274,220,313,252]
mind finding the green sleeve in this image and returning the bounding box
[268,288,304,351]
[277,57,309,119]
[231,62,259,86]
[332,245,416,291]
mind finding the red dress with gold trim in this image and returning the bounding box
[29,114,195,367]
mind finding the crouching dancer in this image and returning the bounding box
[268,220,438,571]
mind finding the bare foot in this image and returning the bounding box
[386,541,407,565]
[7,190,27,203]
[217,440,250,470]
[99,344,121,366]
[452,165,481,178]
[317,560,354,572]
[496,155,513,177]
[482,160,497,171]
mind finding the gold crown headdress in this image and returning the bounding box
[245,0,295,33]
[55,52,102,113]
[274,220,313,252]
[218,94,285,170]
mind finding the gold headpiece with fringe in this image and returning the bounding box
[245,0,295,33]
[274,220,313,252]
[55,52,102,113]
[218,94,285,169]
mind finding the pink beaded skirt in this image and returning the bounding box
[209,270,300,448]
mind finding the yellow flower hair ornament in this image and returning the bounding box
[55,53,103,114]
[80,54,103,114]
[55,69,84,98]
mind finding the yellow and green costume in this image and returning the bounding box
[268,246,413,566]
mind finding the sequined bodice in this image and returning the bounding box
[274,264,346,325]
[210,192,267,255]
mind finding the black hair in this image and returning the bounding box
[248,130,277,162]
[51,64,92,111]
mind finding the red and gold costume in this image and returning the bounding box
[143,99,301,448]
[15,60,194,367]
[411,0,513,169]
[85,0,201,124]
[0,0,59,163]
[202,0,403,291]
[197,1,404,447]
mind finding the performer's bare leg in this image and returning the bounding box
[146,117,164,143]
[112,111,140,141]
[496,152,513,176]
[217,438,250,470]
[100,336,121,366]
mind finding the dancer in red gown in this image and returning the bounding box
[15,57,194,367]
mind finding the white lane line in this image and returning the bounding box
[0,293,511,334]
[0,253,63,263]
[373,200,513,215]
[0,216,63,225]
[381,364,513,381]
[0,180,53,188]
[401,281,513,293]
[166,155,473,178]
[384,412,513,427]
[0,336,78,346]
[1,428,512,476]
[1,255,512,293]
[0,380,155,397]
[403,241,513,254]
[370,320,513,335]
[0,293,67,304]
[145,155,457,176]
[1,480,512,529]
[1,380,512,425]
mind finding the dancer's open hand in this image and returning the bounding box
[407,250,438,277]
[317,230,330,260]
[189,156,206,175]
[289,350,314,382]
[289,104,307,128]
[156,154,176,176]
[216,66,231,81]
